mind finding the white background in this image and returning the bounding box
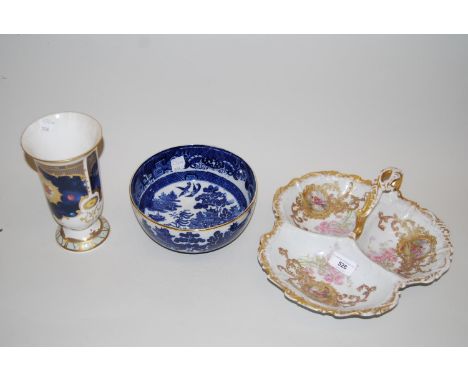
[0,35,467,346]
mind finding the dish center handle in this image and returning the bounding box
[378,167,403,193]
[353,167,403,239]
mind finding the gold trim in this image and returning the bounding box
[39,172,62,204]
[56,216,110,253]
[353,182,379,239]
[83,196,99,210]
[277,247,377,307]
[128,145,258,232]
[258,170,453,317]
[20,111,103,164]
[37,159,88,179]
[391,192,453,286]
[59,218,104,243]
[380,168,403,192]
[30,139,102,165]
[271,170,372,221]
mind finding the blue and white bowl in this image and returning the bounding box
[130,145,257,253]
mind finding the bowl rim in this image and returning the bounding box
[129,144,258,232]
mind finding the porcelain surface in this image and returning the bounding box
[21,112,110,252]
[258,168,453,317]
[130,145,257,253]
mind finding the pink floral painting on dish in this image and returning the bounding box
[323,265,346,285]
[366,236,400,271]
[313,211,355,236]
[407,239,431,258]
[298,244,352,287]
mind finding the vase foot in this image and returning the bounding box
[55,216,110,253]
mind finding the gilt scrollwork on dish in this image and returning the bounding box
[277,247,376,308]
[369,212,438,277]
[290,180,371,237]
[292,182,363,220]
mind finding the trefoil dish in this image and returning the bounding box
[258,168,453,318]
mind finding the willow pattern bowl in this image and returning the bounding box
[258,168,453,318]
[130,145,257,253]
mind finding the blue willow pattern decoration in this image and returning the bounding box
[132,145,256,207]
[131,145,257,253]
[147,182,243,229]
[140,217,249,253]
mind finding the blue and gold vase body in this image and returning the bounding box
[35,148,110,252]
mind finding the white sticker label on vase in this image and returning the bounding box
[40,119,55,132]
[171,156,185,171]
[328,254,357,276]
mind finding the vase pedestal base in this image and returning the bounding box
[55,216,110,253]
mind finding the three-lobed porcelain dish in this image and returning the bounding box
[130,145,257,253]
[258,168,453,317]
